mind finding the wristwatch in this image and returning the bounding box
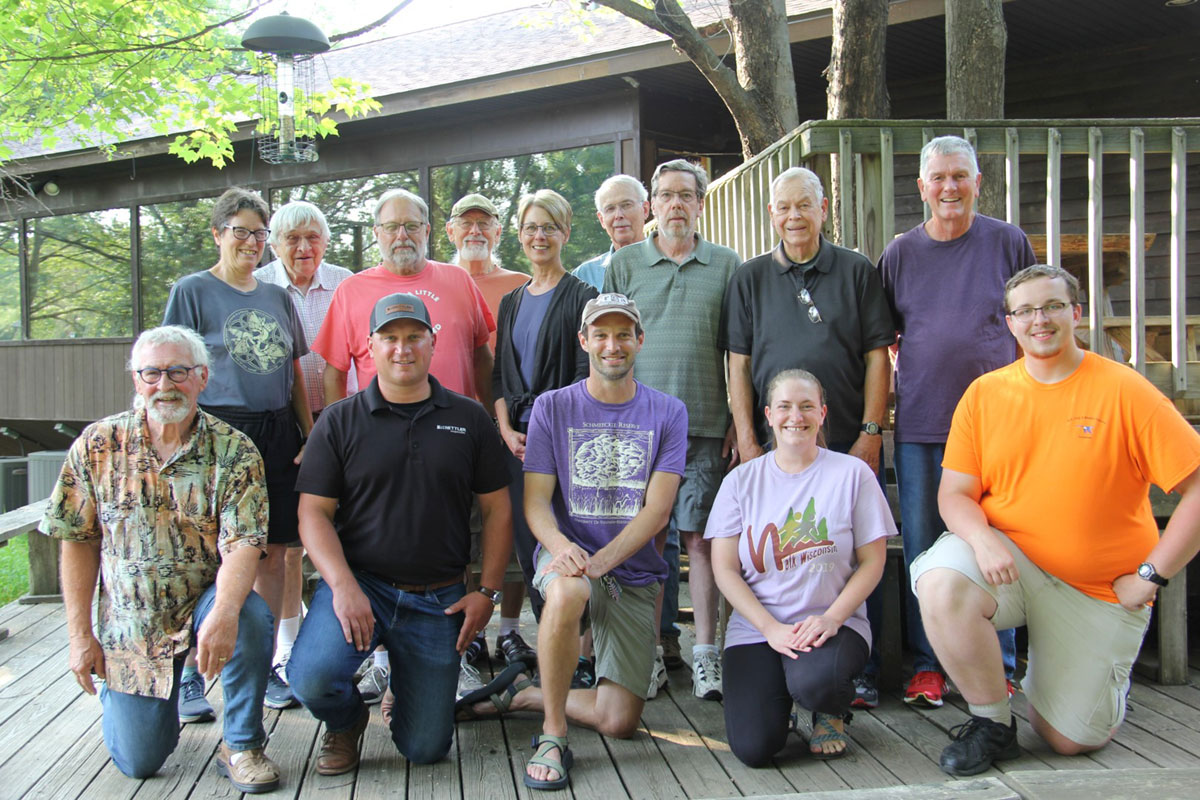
[476,586,503,604]
[1137,562,1168,587]
[860,422,882,435]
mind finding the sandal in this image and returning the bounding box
[523,733,573,790]
[454,662,531,719]
[809,711,851,760]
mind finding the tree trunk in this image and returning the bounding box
[825,0,890,248]
[946,0,1007,218]
[728,0,800,156]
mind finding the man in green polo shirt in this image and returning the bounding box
[603,158,742,701]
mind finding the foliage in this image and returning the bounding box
[0,535,30,607]
[0,0,381,169]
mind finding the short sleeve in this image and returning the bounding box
[295,410,346,498]
[40,435,100,542]
[652,399,689,477]
[285,297,310,359]
[722,269,753,355]
[162,279,200,329]
[848,460,898,548]
[311,286,352,372]
[523,393,558,476]
[858,266,896,352]
[216,436,269,555]
[471,406,512,494]
[942,381,982,477]
[1130,384,1200,494]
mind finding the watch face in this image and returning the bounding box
[1138,564,1152,579]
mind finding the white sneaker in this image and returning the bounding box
[357,663,389,705]
[647,645,668,699]
[457,657,485,701]
[692,650,722,700]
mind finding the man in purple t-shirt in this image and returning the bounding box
[456,293,686,791]
[878,135,1036,709]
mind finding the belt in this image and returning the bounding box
[376,575,462,593]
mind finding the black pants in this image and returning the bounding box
[722,629,869,767]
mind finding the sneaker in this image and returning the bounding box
[178,670,215,724]
[904,670,947,707]
[851,673,879,709]
[464,633,489,666]
[647,646,668,699]
[457,657,485,701]
[661,633,684,670]
[495,631,537,668]
[1006,678,1019,698]
[316,706,370,776]
[216,742,281,793]
[264,663,298,710]
[939,715,1019,776]
[357,663,389,705]
[692,650,722,701]
[571,657,596,689]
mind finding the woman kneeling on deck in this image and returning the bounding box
[706,369,896,765]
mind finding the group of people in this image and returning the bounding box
[41,136,1200,793]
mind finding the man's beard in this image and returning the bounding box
[458,241,491,263]
[385,243,422,274]
[135,390,192,424]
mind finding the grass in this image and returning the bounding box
[0,534,30,606]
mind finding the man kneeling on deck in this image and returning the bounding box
[914,265,1200,776]
[288,293,512,772]
[457,294,686,790]
[44,325,280,792]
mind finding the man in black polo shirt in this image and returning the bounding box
[289,292,512,773]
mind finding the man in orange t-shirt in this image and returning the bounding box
[911,265,1200,777]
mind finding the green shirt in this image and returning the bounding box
[604,232,742,437]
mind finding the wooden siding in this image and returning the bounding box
[0,340,129,422]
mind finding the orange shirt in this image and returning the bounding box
[943,352,1200,603]
[470,266,529,350]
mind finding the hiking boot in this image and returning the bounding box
[904,670,947,707]
[457,657,485,701]
[571,657,596,689]
[647,646,668,699]
[216,742,280,793]
[495,631,537,668]
[692,650,722,701]
[851,673,879,709]
[939,715,1019,776]
[661,633,684,670]
[264,663,298,710]
[178,670,215,724]
[464,633,489,666]
[357,663,389,705]
[316,706,370,776]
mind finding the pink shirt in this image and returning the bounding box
[312,261,495,397]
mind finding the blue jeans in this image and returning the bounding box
[289,572,463,765]
[100,585,273,778]
[894,441,1016,677]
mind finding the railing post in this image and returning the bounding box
[838,129,854,248]
[1129,128,1146,373]
[881,128,895,246]
[1171,127,1188,397]
[1088,127,1104,355]
[1046,128,1062,267]
[1005,127,1020,227]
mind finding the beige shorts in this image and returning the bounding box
[911,531,1151,746]
[673,436,725,532]
[533,548,658,698]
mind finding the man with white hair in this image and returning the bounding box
[878,135,1036,709]
[573,174,650,291]
[447,193,528,346]
[43,325,280,793]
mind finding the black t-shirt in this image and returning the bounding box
[297,376,510,584]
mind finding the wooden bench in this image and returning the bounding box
[0,498,56,640]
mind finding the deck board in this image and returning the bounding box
[2,600,1199,799]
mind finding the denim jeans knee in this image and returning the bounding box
[101,664,183,778]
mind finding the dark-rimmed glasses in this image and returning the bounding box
[1008,302,1070,321]
[521,223,562,236]
[223,225,270,242]
[135,365,203,384]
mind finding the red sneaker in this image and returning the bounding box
[1006,679,1018,698]
[904,670,947,707]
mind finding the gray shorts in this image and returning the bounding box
[533,548,658,698]
[911,531,1151,746]
[672,436,725,532]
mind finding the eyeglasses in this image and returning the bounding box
[655,190,698,204]
[135,365,203,384]
[521,223,562,236]
[223,225,270,242]
[600,200,640,216]
[283,233,325,247]
[451,218,497,232]
[798,287,823,323]
[1008,302,1071,321]
[377,221,426,235]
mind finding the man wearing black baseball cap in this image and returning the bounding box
[289,292,513,773]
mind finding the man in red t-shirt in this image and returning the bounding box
[912,264,1200,776]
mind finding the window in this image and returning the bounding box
[0,221,19,340]
[139,198,217,330]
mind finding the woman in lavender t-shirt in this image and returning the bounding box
[706,370,896,765]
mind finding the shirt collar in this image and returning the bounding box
[772,237,831,275]
[642,231,712,267]
[364,374,451,414]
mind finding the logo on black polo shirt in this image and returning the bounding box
[437,424,467,435]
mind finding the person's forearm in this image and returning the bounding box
[61,540,101,641]
[494,397,514,437]
[211,544,261,615]
[822,540,886,626]
[939,490,1002,550]
[592,503,670,572]
[1145,469,1200,578]
[291,361,314,436]
[525,494,573,554]
[299,499,357,590]
[861,347,889,427]
[728,353,758,449]
[322,365,348,406]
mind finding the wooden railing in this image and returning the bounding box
[700,118,1200,402]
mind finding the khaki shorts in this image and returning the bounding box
[672,436,725,532]
[533,548,658,698]
[911,531,1151,746]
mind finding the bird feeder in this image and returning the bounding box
[241,12,330,164]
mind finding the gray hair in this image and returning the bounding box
[518,189,573,233]
[594,174,648,212]
[373,188,429,224]
[919,136,979,180]
[269,200,331,247]
[770,167,825,205]
[129,325,210,370]
[650,159,710,200]
[1004,264,1082,311]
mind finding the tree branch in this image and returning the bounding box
[329,0,415,43]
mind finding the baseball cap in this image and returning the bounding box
[581,293,641,327]
[450,193,499,218]
[369,293,432,333]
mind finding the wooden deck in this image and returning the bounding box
[3,598,1200,800]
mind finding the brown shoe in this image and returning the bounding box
[316,706,369,775]
[216,743,281,793]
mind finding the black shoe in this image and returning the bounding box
[570,657,596,689]
[939,715,1020,776]
[661,633,685,670]
[495,631,537,668]
[464,633,489,666]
